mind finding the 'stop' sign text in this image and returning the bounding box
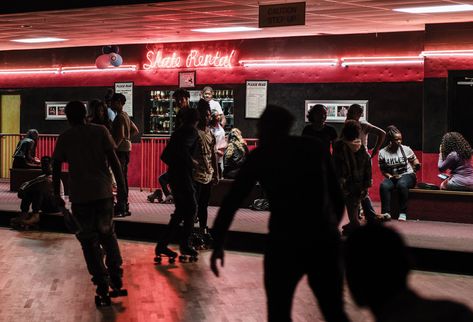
[143,49,236,70]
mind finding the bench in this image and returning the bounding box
[397,188,473,224]
[10,168,70,195]
[208,179,263,208]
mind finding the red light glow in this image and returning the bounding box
[239,58,338,67]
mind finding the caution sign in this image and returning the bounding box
[259,2,306,28]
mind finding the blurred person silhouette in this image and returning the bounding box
[223,128,249,179]
[345,224,473,322]
[210,105,350,322]
[438,132,473,191]
[52,101,128,306]
[302,104,338,153]
[12,129,41,169]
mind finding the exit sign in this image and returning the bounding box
[259,2,306,28]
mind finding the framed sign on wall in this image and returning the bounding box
[45,101,68,120]
[115,82,134,116]
[304,100,368,123]
[178,71,196,88]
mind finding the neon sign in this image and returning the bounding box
[143,49,236,69]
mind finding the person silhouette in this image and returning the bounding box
[210,105,350,322]
[344,224,473,322]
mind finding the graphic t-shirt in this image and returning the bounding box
[378,144,416,176]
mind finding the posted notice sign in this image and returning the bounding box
[115,82,134,117]
[259,2,306,28]
[245,80,268,119]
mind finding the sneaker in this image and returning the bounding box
[398,213,407,221]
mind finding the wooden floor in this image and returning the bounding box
[1,228,472,322]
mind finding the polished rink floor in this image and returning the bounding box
[1,227,473,322]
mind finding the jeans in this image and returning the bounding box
[380,173,416,214]
[20,191,59,214]
[194,181,212,228]
[116,151,130,196]
[158,172,171,197]
[72,198,123,287]
[361,195,377,222]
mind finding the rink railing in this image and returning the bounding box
[140,136,258,191]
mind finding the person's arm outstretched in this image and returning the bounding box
[210,154,258,276]
[367,125,386,158]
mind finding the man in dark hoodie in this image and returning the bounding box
[332,120,372,236]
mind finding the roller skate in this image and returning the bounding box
[190,229,206,250]
[178,244,199,263]
[154,245,178,264]
[147,189,163,203]
[162,194,174,204]
[114,202,130,218]
[10,212,39,230]
[94,283,111,307]
[202,227,214,249]
[109,271,128,298]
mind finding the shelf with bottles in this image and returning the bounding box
[148,90,176,135]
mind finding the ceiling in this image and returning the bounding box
[1,0,473,51]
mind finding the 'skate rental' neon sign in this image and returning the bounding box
[143,49,236,69]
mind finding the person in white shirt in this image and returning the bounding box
[378,125,421,221]
[210,110,227,178]
[202,86,226,127]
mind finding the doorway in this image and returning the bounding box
[448,71,473,145]
[0,94,21,178]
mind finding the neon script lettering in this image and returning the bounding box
[143,49,235,69]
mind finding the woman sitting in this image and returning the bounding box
[378,125,421,221]
[223,128,249,179]
[438,132,473,191]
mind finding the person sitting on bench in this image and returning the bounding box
[378,125,421,222]
[438,132,473,191]
[10,156,60,229]
[12,129,41,169]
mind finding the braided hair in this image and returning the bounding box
[441,132,472,161]
[385,125,401,143]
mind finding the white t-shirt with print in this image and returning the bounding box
[378,144,416,176]
[209,100,223,115]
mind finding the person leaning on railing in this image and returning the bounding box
[12,129,41,169]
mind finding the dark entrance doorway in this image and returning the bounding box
[448,70,473,145]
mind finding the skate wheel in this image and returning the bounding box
[169,257,176,264]
[95,295,111,307]
[192,256,198,262]
[154,256,162,264]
